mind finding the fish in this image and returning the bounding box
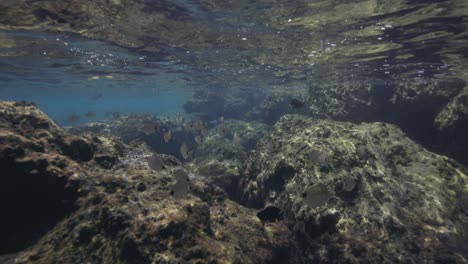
[105,111,121,119]
[85,111,96,119]
[194,120,208,130]
[91,93,103,101]
[265,141,273,152]
[176,112,184,124]
[290,98,305,109]
[179,143,192,160]
[164,130,172,143]
[218,125,226,137]
[309,149,329,166]
[67,114,81,122]
[233,132,242,146]
[141,123,160,135]
[170,168,190,199]
[147,153,165,171]
[194,135,203,145]
[218,116,225,124]
[154,123,161,133]
[185,122,194,132]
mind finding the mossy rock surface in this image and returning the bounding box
[0,102,296,264]
[240,114,468,263]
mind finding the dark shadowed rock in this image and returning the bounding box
[257,206,283,223]
[0,102,83,254]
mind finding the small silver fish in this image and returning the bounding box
[194,120,206,130]
[147,153,164,171]
[85,111,96,119]
[185,122,194,132]
[179,143,192,160]
[218,125,226,137]
[176,112,184,124]
[67,114,81,122]
[164,130,172,143]
[233,132,242,146]
[142,123,159,135]
[171,167,190,199]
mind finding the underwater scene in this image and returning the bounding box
[0,0,467,263]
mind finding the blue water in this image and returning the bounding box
[0,30,193,126]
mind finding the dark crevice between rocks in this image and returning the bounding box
[0,156,79,254]
[62,138,95,162]
[225,176,241,203]
[268,162,295,199]
[370,79,468,166]
[33,8,71,25]
[142,0,193,21]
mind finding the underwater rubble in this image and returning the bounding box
[1,102,468,263]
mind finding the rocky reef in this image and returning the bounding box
[70,114,271,199]
[0,102,295,264]
[240,114,468,263]
[1,0,468,262]
[1,102,467,263]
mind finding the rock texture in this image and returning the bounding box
[0,101,92,254]
[239,114,468,263]
[1,102,468,263]
[0,102,295,264]
[190,120,270,198]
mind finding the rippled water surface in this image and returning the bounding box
[0,0,467,135]
[0,31,193,126]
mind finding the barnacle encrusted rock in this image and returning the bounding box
[240,114,468,263]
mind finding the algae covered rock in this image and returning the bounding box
[70,113,200,162]
[190,120,270,195]
[12,167,294,264]
[195,119,270,157]
[0,102,296,263]
[434,85,468,164]
[306,75,377,122]
[246,92,307,124]
[0,101,86,254]
[240,114,468,263]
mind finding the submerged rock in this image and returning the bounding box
[0,102,84,254]
[189,119,270,197]
[0,101,296,263]
[240,114,468,263]
[434,85,468,165]
[257,206,283,223]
